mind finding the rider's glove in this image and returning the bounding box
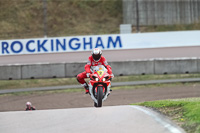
[86,73,90,78]
[110,73,114,81]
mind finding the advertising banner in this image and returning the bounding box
[0,31,200,56]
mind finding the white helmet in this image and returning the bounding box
[92,48,102,61]
[26,102,31,106]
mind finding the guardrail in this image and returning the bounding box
[0,58,199,80]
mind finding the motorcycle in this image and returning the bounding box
[88,65,113,107]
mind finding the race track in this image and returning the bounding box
[1,84,199,112]
[0,46,200,65]
[0,106,185,133]
[0,46,199,133]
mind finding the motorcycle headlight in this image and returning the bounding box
[95,78,99,81]
[102,78,105,81]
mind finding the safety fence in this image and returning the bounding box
[123,0,200,26]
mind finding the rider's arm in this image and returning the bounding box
[102,57,112,74]
[106,65,112,74]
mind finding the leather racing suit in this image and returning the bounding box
[77,55,112,85]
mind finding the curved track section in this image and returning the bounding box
[0,46,200,65]
[0,106,185,133]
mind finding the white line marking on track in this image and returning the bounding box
[130,105,185,133]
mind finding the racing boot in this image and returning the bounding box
[108,90,111,96]
[109,88,112,95]
[82,83,89,94]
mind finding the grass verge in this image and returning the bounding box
[0,82,198,97]
[0,74,200,90]
[133,98,200,133]
[0,0,122,39]
[0,88,83,97]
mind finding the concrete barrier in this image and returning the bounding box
[0,58,199,80]
[21,63,65,79]
[110,60,154,76]
[154,58,198,74]
[65,62,86,77]
[197,58,200,72]
[0,65,21,80]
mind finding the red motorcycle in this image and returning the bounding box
[88,65,113,107]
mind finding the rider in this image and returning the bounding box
[77,48,113,94]
[25,102,36,111]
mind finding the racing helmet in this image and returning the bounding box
[26,102,31,106]
[92,48,102,61]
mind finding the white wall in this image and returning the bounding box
[0,31,200,56]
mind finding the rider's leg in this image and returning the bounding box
[77,71,89,93]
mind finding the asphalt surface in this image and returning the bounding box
[1,83,199,112]
[1,78,200,94]
[0,46,198,133]
[0,46,200,65]
[0,105,185,133]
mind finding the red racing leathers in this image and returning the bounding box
[77,55,112,84]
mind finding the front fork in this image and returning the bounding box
[89,82,111,103]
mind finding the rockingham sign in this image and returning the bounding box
[0,31,200,56]
[0,35,122,56]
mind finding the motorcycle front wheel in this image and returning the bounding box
[95,86,103,107]
[94,102,97,107]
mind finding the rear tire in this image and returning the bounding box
[97,86,103,107]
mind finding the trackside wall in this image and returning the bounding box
[0,58,199,80]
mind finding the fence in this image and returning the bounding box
[123,0,200,26]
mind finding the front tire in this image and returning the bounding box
[97,86,103,107]
[94,102,97,107]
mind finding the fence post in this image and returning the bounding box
[43,0,47,37]
[136,0,140,32]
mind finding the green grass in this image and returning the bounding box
[0,78,79,90]
[0,0,122,39]
[0,79,199,97]
[112,73,200,82]
[134,98,200,133]
[0,88,83,97]
[0,74,200,90]
[137,23,200,33]
[112,82,197,90]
